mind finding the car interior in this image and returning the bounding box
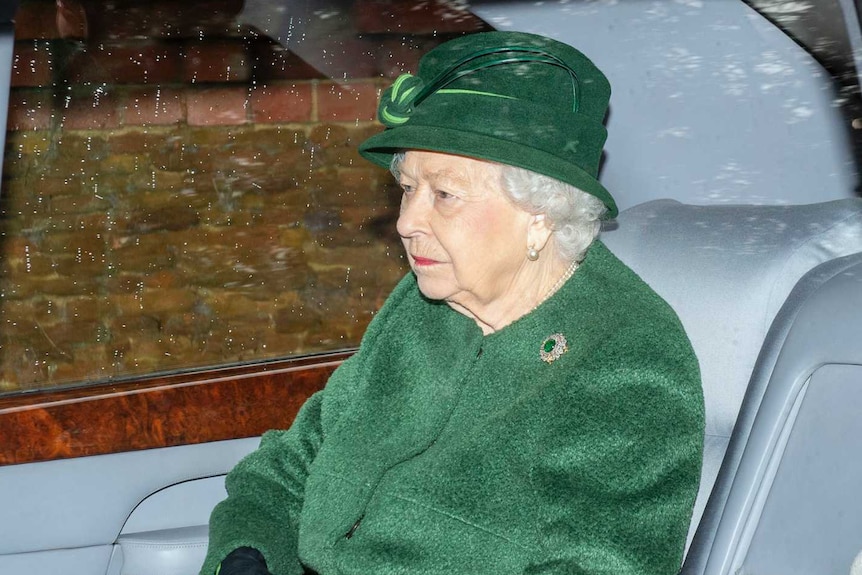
[1,1,861,574]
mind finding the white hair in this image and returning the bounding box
[389,152,606,262]
[499,164,606,261]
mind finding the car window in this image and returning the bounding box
[1,0,858,397]
[0,0,491,394]
[748,0,862,157]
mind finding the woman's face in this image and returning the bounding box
[396,150,536,310]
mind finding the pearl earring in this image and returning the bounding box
[527,246,539,261]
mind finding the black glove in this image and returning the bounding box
[217,547,272,575]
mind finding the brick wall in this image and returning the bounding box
[0,0,490,391]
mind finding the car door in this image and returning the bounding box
[0,1,485,572]
[0,1,860,575]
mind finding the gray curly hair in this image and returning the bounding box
[390,152,606,262]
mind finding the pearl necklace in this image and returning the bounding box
[531,260,579,312]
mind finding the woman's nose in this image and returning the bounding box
[396,191,430,238]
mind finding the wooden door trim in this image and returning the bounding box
[0,351,353,466]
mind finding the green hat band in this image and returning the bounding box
[359,32,617,217]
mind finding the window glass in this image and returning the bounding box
[2,0,859,396]
[0,0,491,393]
[747,0,862,161]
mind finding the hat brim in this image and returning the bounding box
[359,125,618,219]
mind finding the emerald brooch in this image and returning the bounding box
[540,333,568,363]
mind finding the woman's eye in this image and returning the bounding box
[435,190,454,200]
[399,183,414,194]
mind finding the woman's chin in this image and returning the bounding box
[414,275,454,302]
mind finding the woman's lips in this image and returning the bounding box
[411,256,440,266]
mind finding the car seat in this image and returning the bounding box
[603,198,862,574]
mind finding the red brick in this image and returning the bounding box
[317,81,379,122]
[136,0,244,40]
[378,37,442,78]
[14,1,61,40]
[250,83,312,123]
[59,87,121,130]
[309,124,351,148]
[117,205,201,234]
[316,142,364,168]
[321,37,380,79]
[7,89,53,131]
[48,192,112,216]
[4,129,52,158]
[107,129,171,154]
[353,0,489,35]
[93,4,159,42]
[66,43,182,85]
[28,174,83,197]
[11,43,53,87]
[183,39,250,84]
[123,87,185,126]
[142,269,178,289]
[248,39,326,82]
[32,133,109,170]
[187,86,248,126]
[37,274,103,297]
[114,287,197,317]
[47,0,242,45]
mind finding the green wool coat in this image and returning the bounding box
[201,241,705,575]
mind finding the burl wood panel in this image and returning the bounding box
[0,352,353,466]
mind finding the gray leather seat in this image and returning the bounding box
[604,198,862,573]
[115,526,209,575]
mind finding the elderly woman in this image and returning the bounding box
[201,31,704,575]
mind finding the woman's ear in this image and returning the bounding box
[527,214,554,253]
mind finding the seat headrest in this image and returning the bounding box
[603,198,862,437]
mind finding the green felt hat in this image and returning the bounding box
[359,31,617,218]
